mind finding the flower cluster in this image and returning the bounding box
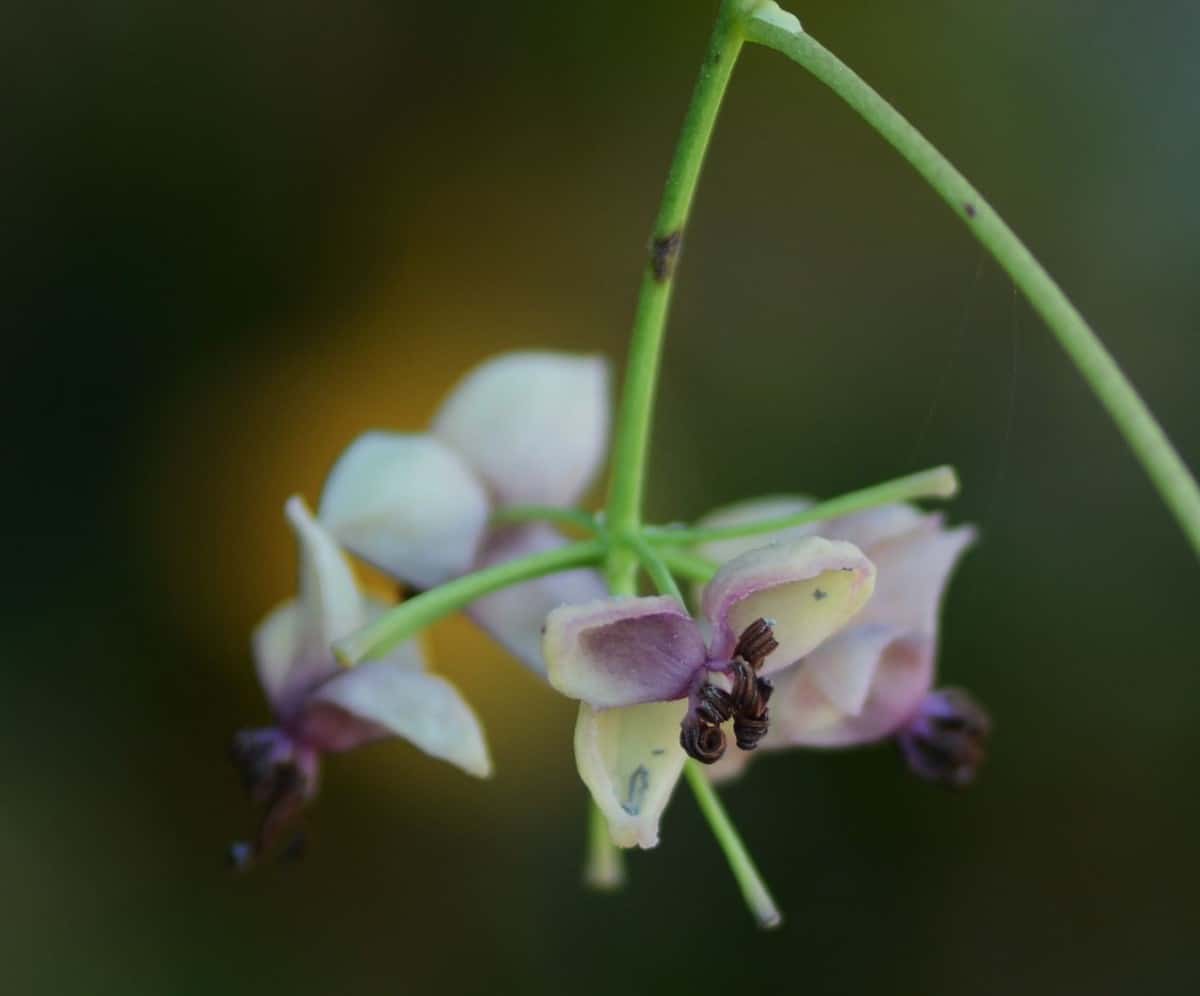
[229,497,490,868]
[230,349,988,877]
[689,496,988,784]
[231,352,610,861]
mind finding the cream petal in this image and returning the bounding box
[301,652,492,778]
[319,432,490,589]
[544,596,709,709]
[770,628,935,747]
[432,351,610,506]
[252,498,368,717]
[467,524,608,676]
[574,700,688,849]
[702,537,876,675]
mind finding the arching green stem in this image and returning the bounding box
[744,11,1200,558]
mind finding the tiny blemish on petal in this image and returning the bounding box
[813,588,827,601]
[651,748,665,756]
[622,765,650,815]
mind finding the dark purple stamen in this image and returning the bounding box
[680,714,728,764]
[680,618,778,764]
[228,729,311,871]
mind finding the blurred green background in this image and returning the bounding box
[8,1,1200,993]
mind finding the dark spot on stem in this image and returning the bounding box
[964,201,977,218]
[651,231,682,282]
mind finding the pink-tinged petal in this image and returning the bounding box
[319,432,490,589]
[702,537,876,676]
[574,700,688,849]
[432,351,610,506]
[769,627,935,747]
[252,498,366,716]
[815,503,929,551]
[853,518,976,634]
[299,650,492,778]
[544,596,709,709]
[695,502,974,635]
[693,495,817,567]
[252,601,325,720]
[806,628,880,716]
[467,524,607,677]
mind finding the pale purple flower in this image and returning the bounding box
[694,498,985,784]
[543,537,876,847]
[229,497,490,869]
[317,350,611,674]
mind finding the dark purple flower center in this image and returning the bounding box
[896,687,991,787]
[228,727,314,871]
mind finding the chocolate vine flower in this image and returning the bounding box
[318,350,610,673]
[543,537,876,847]
[693,498,987,784]
[229,497,491,869]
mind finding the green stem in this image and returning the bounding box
[745,12,1200,558]
[490,505,599,533]
[583,799,626,890]
[604,0,747,591]
[632,533,780,929]
[683,761,782,929]
[647,464,958,546]
[658,547,719,584]
[586,0,782,928]
[334,539,606,664]
[627,533,685,602]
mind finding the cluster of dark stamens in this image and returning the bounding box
[680,618,778,764]
[228,732,308,871]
